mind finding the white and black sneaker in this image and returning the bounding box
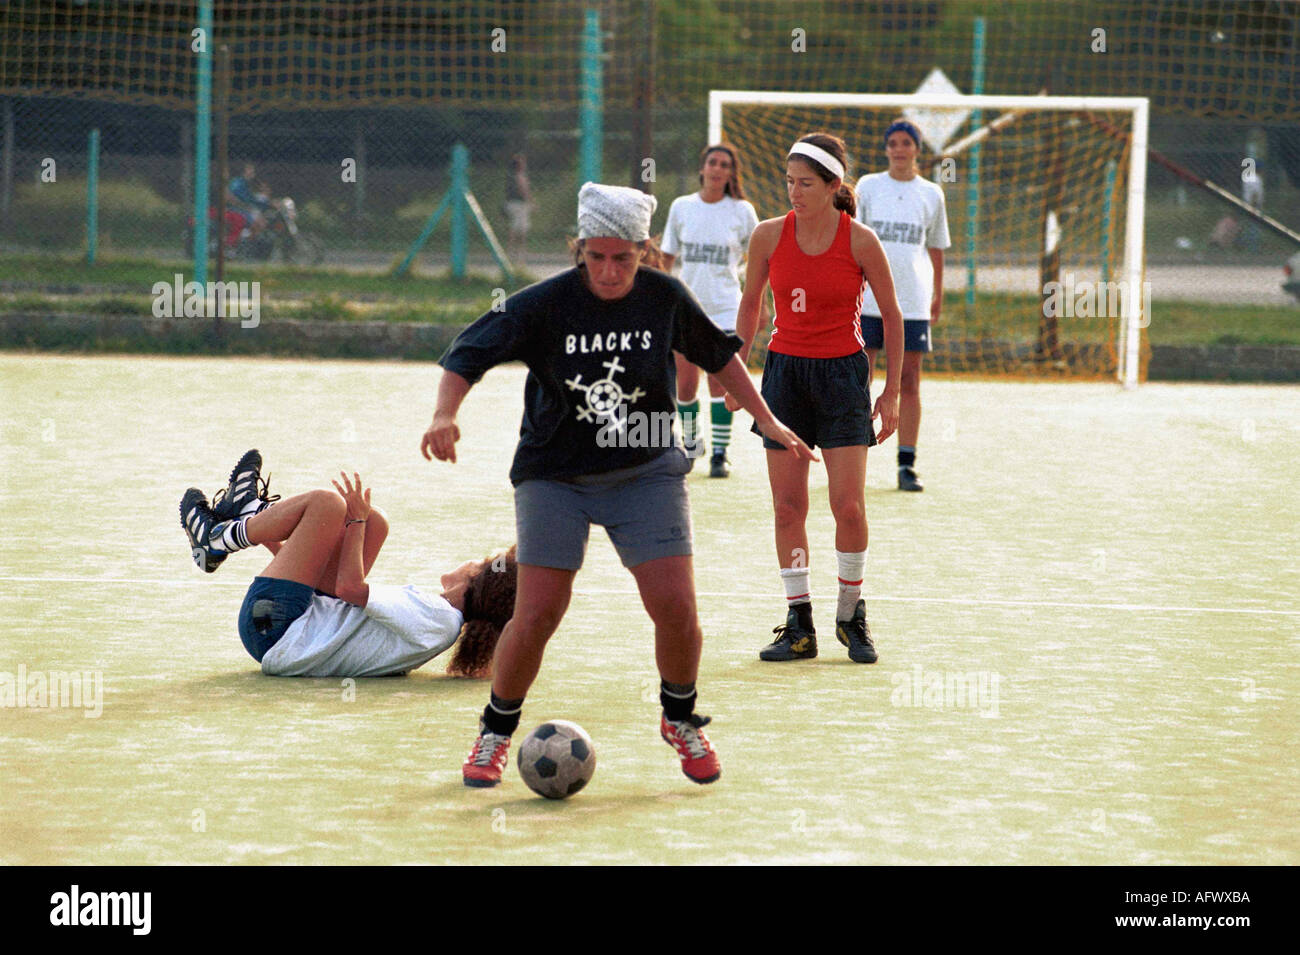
[180,488,229,573]
[211,449,279,522]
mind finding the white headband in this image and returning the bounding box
[788,141,845,180]
[577,181,658,242]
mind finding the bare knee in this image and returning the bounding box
[901,362,922,397]
[772,494,809,530]
[646,598,698,636]
[509,599,568,644]
[830,495,866,530]
[310,488,347,522]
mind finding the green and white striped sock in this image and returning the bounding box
[710,397,733,454]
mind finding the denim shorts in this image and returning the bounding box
[237,576,315,662]
[514,450,694,571]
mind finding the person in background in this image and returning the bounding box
[661,143,765,477]
[1241,128,1265,254]
[228,162,274,241]
[856,119,951,492]
[504,153,533,268]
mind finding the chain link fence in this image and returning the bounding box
[2,1,1297,295]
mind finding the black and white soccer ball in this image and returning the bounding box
[517,720,597,799]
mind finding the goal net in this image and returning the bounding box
[710,92,1149,385]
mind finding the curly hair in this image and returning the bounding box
[446,545,517,679]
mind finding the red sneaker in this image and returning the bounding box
[660,713,721,784]
[462,723,512,788]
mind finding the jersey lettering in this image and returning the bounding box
[871,220,924,245]
[565,330,654,354]
[681,241,731,265]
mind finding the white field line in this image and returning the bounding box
[1,576,1297,617]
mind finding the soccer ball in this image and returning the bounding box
[517,720,597,799]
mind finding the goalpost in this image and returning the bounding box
[710,91,1149,387]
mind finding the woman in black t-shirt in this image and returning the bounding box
[422,182,815,791]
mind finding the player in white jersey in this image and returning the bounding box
[856,119,951,491]
[179,450,516,679]
[661,143,764,478]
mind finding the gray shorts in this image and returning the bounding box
[515,450,694,570]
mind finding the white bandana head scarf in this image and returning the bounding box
[577,181,657,241]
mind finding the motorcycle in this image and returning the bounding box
[185,197,324,266]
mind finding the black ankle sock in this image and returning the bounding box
[790,601,814,633]
[898,446,916,469]
[482,692,524,736]
[660,680,697,722]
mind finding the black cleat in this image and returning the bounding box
[211,449,280,521]
[836,598,877,663]
[898,466,924,492]
[708,450,731,478]
[180,488,227,573]
[760,607,817,661]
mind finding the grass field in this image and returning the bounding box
[0,254,533,328]
[3,255,1299,347]
[1,354,1297,865]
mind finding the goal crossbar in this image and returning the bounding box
[709,91,1150,388]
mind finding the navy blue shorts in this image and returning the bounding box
[752,350,876,450]
[861,315,933,353]
[237,576,315,662]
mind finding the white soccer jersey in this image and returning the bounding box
[856,172,951,320]
[260,584,463,678]
[660,192,760,326]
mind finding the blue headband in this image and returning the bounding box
[884,120,922,148]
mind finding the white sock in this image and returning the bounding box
[836,548,866,621]
[239,497,273,519]
[780,567,811,607]
[216,516,252,552]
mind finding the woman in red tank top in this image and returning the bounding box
[729,132,905,664]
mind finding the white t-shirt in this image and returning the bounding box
[660,193,760,326]
[856,172,951,320]
[260,584,464,678]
